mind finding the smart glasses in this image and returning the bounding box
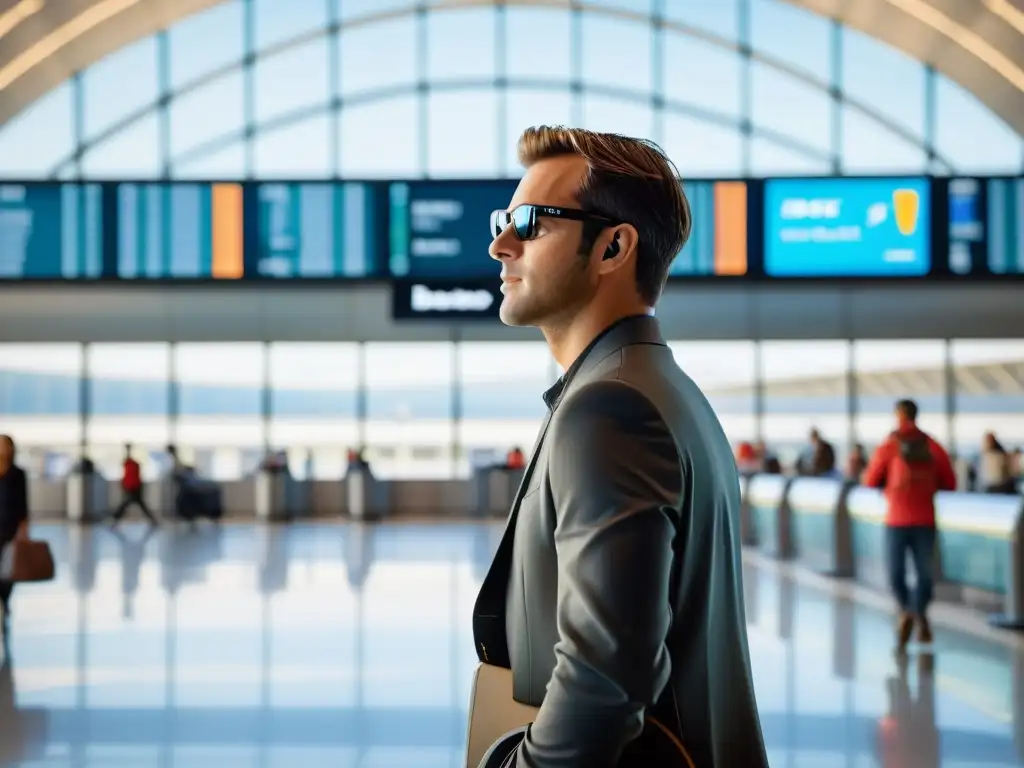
[490,204,617,241]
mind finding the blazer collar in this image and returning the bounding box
[542,314,665,410]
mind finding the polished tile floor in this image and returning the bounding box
[1,520,1023,767]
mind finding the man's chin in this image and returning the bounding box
[498,298,538,328]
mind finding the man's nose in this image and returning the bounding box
[488,227,519,262]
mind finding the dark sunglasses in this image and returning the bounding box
[490,204,617,241]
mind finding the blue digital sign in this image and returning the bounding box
[255,182,376,278]
[764,177,930,277]
[389,181,519,278]
[0,183,103,279]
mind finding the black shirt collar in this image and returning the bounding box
[542,314,655,410]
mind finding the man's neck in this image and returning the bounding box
[543,303,652,371]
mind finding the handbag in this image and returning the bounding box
[0,538,55,582]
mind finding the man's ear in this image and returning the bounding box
[595,224,639,275]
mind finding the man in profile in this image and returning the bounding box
[472,126,768,767]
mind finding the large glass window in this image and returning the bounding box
[339,17,417,98]
[82,38,158,143]
[0,344,83,458]
[3,0,1021,181]
[662,115,744,178]
[661,35,742,120]
[174,343,265,479]
[950,340,1024,460]
[86,343,171,479]
[169,72,246,160]
[934,78,1023,174]
[268,343,360,479]
[750,64,831,155]
[427,8,497,83]
[853,341,948,452]
[339,96,420,178]
[168,1,245,91]
[0,83,74,177]
[750,0,830,78]
[254,0,328,52]
[581,15,653,94]
[364,343,454,479]
[457,342,552,475]
[427,91,500,177]
[504,8,572,82]
[760,341,850,470]
[253,41,331,125]
[841,27,925,141]
[253,114,332,178]
[80,114,162,178]
[669,341,757,444]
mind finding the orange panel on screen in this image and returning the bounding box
[713,182,748,276]
[211,183,244,279]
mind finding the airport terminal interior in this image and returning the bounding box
[1,0,1024,765]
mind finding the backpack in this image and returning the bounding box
[891,433,936,489]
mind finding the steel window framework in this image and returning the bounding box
[45,0,978,180]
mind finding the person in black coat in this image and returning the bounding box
[0,435,29,625]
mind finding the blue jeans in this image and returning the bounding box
[886,525,936,615]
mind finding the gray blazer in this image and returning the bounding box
[472,316,768,767]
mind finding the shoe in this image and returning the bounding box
[916,614,933,645]
[896,611,914,651]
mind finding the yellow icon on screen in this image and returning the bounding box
[892,188,920,236]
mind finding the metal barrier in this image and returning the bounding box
[932,492,1024,630]
[745,474,793,559]
[787,477,854,578]
[845,486,893,592]
[346,469,391,521]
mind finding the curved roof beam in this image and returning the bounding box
[0,0,1021,138]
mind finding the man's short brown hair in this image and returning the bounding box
[517,125,691,305]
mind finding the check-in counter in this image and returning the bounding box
[255,471,306,522]
[787,477,853,577]
[746,474,793,559]
[474,466,525,517]
[66,471,110,523]
[346,468,391,521]
[848,487,1024,620]
[391,479,471,516]
[28,478,67,519]
[846,486,891,591]
[934,492,1024,627]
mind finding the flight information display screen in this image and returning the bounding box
[985,177,1024,275]
[0,183,103,279]
[254,182,376,278]
[117,183,244,279]
[669,181,748,277]
[389,179,749,279]
[764,177,931,277]
[944,177,1024,277]
[388,181,518,278]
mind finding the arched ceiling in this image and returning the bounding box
[0,0,1022,136]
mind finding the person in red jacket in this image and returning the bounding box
[863,399,956,651]
[112,444,158,525]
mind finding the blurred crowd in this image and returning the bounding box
[736,425,1022,495]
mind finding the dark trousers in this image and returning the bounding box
[113,488,157,524]
[886,525,937,615]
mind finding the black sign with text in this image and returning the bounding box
[391,278,503,320]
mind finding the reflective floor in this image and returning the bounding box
[2,521,1023,767]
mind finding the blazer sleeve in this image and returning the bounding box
[516,380,683,768]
